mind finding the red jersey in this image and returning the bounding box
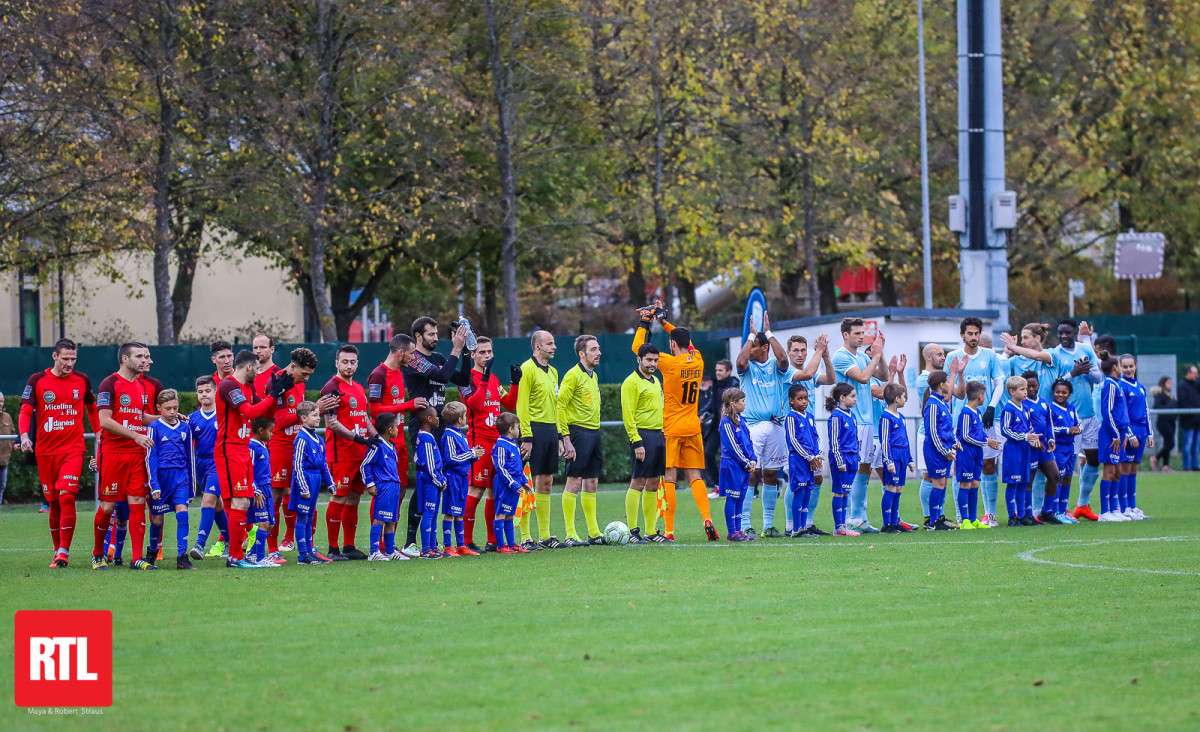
[320,376,370,462]
[140,375,164,414]
[461,369,519,445]
[215,377,275,457]
[19,369,98,457]
[366,363,419,444]
[268,381,307,453]
[96,372,152,455]
[254,363,281,398]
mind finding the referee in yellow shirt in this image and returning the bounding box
[621,343,667,543]
[558,335,604,546]
[516,330,561,549]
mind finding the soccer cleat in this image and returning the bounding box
[512,544,530,553]
[496,546,518,554]
[1097,511,1122,522]
[726,531,748,542]
[279,540,297,552]
[439,547,458,557]
[268,552,288,565]
[310,549,333,562]
[188,546,205,561]
[704,519,719,542]
[922,517,931,530]
[893,523,913,533]
[1038,511,1063,525]
[176,554,196,570]
[707,490,720,500]
[539,536,563,549]
[131,558,158,570]
[857,522,881,534]
[484,542,499,553]
[401,543,421,558]
[457,545,480,556]
[879,524,901,534]
[932,517,957,531]
[1133,508,1151,519]
[1073,505,1100,521]
[50,552,69,568]
[111,557,125,567]
[833,526,862,537]
[984,514,1000,528]
[465,542,483,554]
[808,524,832,536]
[520,539,543,551]
[628,528,651,545]
[959,519,977,530]
[106,543,116,560]
[587,535,607,546]
[39,503,50,513]
[206,541,227,558]
[665,532,675,541]
[341,546,369,560]
[1030,514,1044,524]
[368,551,391,561]
[1122,507,1138,520]
[1007,516,1023,527]
[744,527,759,539]
[387,550,410,561]
[230,558,267,569]
[1016,515,1033,526]
[1056,512,1079,524]
[560,537,587,548]
[420,550,444,559]
[760,526,784,538]
[646,533,670,543]
[91,555,109,570]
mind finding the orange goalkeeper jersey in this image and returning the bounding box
[633,324,704,438]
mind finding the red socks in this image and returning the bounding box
[484,498,496,544]
[49,498,61,552]
[464,494,480,544]
[342,503,359,546]
[227,508,247,560]
[283,507,297,543]
[325,501,343,548]
[128,502,146,562]
[92,507,110,556]
[57,493,77,554]
[268,494,283,552]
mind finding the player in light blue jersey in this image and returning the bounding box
[734,312,791,537]
[832,317,889,534]
[783,334,835,532]
[948,318,1014,527]
[1049,321,1102,519]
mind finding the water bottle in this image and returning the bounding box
[461,317,478,351]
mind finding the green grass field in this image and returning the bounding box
[3,474,1199,731]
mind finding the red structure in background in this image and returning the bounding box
[835,265,878,297]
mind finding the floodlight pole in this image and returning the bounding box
[918,0,933,309]
[1131,278,1138,315]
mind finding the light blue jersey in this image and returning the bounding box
[739,355,789,426]
[1050,343,1101,418]
[870,376,886,429]
[1010,354,1057,402]
[783,365,818,416]
[833,347,874,426]
[946,346,1008,416]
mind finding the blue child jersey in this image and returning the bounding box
[916,371,930,434]
[1000,401,1032,483]
[1120,377,1149,431]
[249,439,271,498]
[922,393,956,460]
[291,427,333,500]
[785,409,820,487]
[719,415,756,468]
[1098,376,1131,438]
[146,418,194,495]
[188,409,217,458]
[440,427,475,478]
[877,410,910,470]
[827,407,860,471]
[956,404,988,482]
[1024,396,1054,451]
[360,439,402,487]
[491,437,527,515]
[414,431,446,487]
[832,347,875,426]
[1050,402,1079,457]
[783,364,819,416]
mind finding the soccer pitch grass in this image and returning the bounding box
[3,476,1199,731]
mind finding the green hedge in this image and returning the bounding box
[3,385,640,503]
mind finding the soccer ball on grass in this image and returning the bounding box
[604,521,631,545]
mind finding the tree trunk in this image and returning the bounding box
[485,0,521,337]
[818,265,839,314]
[879,262,898,306]
[648,0,672,312]
[625,231,646,306]
[170,218,203,339]
[483,272,500,336]
[309,0,339,343]
[152,4,178,345]
[801,102,819,315]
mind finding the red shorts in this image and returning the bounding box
[330,461,366,497]
[470,440,496,489]
[269,450,294,491]
[98,451,149,501]
[38,452,84,500]
[217,454,254,499]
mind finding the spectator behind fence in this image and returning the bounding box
[1177,365,1200,471]
[1152,376,1177,472]
[0,392,11,507]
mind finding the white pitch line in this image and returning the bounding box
[1016,535,1200,576]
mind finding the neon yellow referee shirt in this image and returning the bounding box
[517,358,559,439]
[557,364,601,434]
[621,370,663,445]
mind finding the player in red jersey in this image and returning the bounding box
[91,343,157,570]
[217,349,290,568]
[252,333,281,397]
[320,344,378,560]
[211,339,234,382]
[266,347,335,556]
[19,338,101,569]
[366,334,428,486]
[460,336,519,552]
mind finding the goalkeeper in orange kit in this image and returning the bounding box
[632,301,719,541]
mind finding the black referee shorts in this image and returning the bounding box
[631,428,666,479]
[528,421,559,477]
[565,426,603,479]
